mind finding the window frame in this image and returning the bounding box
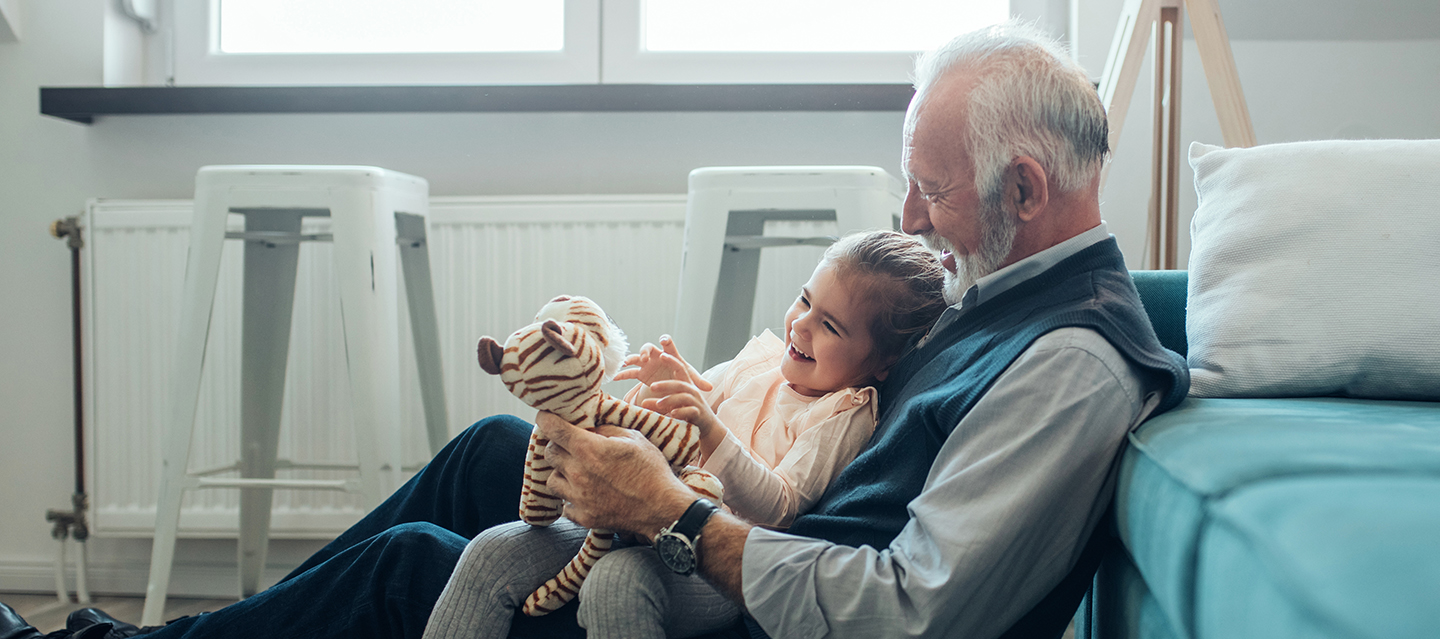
[172,0,601,86]
[167,0,1035,87]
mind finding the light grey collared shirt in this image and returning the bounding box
[741,222,1163,639]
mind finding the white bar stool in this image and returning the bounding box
[674,166,904,370]
[142,165,450,625]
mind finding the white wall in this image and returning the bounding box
[1077,0,1440,266]
[1,0,1437,595]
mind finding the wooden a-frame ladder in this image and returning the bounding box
[1097,0,1257,269]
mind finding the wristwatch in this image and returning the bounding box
[653,498,719,576]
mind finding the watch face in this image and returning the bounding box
[656,533,696,575]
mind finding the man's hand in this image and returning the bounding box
[538,411,694,540]
[538,411,753,605]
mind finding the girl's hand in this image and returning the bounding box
[614,336,713,392]
[642,379,727,459]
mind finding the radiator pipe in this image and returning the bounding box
[47,216,91,604]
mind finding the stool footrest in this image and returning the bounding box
[224,230,334,244]
[724,235,837,250]
[191,477,359,491]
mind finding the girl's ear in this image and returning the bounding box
[872,352,902,382]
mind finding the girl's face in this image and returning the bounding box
[780,262,893,397]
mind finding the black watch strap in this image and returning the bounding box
[672,498,719,540]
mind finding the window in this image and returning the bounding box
[604,0,1009,83]
[171,0,1017,86]
[218,0,565,54]
[174,0,599,85]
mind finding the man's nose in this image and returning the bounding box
[901,186,930,235]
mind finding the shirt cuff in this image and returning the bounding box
[742,527,832,639]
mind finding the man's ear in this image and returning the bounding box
[1006,156,1050,223]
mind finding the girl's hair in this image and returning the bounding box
[821,229,949,359]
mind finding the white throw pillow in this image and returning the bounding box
[1186,139,1440,400]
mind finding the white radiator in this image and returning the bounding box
[82,195,831,538]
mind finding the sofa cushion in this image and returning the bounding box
[1197,475,1440,639]
[1115,397,1440,639]
[1185,139,1440,400]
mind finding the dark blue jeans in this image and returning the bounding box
[141,415,585,639]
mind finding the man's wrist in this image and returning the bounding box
[643,489,700,542]
[654,498,720,575]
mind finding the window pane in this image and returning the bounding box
[643,0,1009,52]
[219,0,565,54]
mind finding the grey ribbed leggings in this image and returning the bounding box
[422,519,740,639]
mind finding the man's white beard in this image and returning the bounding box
[922,197,1018,305]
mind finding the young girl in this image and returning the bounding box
[424,230,948,639]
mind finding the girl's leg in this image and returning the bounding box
[576,546,741,639]
[424,520,589,639]
[282,415,533,581]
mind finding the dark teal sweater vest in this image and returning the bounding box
[788,237,1189,549]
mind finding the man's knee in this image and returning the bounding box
[448,415,532,462]
[374,522,466,567]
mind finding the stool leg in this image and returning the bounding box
[237,211,304,598]
[705,213,765,370]
[143,188,230,627]
[330,192,404,507]
[674,192,730,370]
[395,213,449,456]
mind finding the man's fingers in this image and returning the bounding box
[535,411,596,450]
[594,424,644,440]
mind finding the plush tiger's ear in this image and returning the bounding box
[540,320,577,358]
[477,337,504,375]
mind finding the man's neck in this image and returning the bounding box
[1001,185,1103,270]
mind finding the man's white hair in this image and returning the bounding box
[912,21,1109,202]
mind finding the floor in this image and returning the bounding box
[4,590,1078,637]
[0,592,237,634]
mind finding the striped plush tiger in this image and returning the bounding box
[476,295,724,616]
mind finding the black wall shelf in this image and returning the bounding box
[40,84,915,124]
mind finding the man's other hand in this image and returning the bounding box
[537,411,695,541]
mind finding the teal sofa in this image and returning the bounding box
[1075,270,1440,639]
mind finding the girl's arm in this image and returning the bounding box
[652,387,878,529]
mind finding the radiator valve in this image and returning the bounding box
[50,216,83,249]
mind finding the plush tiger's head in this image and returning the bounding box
[476,295,628,418]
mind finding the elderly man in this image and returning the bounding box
[539,22,1188,639]
[0,21,1186,639]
